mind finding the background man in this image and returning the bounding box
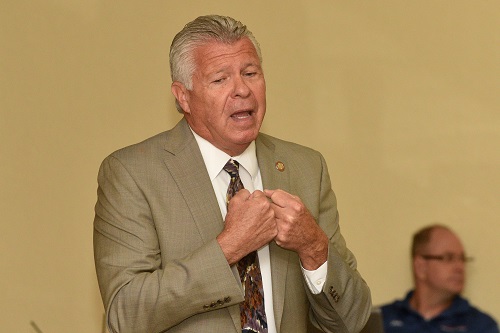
[94,15,371,333]
[381,224,499,332]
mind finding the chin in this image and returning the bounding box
[234,131,259,143]
[450,284,464,294]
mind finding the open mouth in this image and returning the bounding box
[230,110,253,119]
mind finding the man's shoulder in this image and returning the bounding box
[379,292,412,317]
[257,132,320,157]
[108,131,168,160]
[106,119,190,161]
[448,297,499,332]
[461,300,499,329]
[380,298,407,315]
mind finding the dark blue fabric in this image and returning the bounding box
[381,291,499,333]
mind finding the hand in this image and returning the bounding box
[264,189,328,270]
[217,189,278,265]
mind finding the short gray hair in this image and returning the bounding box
[169,15,263,112]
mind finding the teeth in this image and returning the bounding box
[232,111,251,118]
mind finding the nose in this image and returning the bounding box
[232,75,251,98]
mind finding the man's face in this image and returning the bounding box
[172,38,266,156]
[417,228,466,297]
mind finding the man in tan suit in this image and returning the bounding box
[94,15,371,333]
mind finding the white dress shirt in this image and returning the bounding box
[191,129,327,332]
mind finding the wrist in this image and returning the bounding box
[299,233,328,270]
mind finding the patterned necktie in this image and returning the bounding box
[223,159,268,333]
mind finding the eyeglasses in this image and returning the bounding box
[420,254,473,263]
[420,253,474,263]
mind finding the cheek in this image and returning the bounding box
[204,107,231,133]
[190,93,222,117]
[204,91,230,113]
[435,269,451,283]
[254,85,266,103]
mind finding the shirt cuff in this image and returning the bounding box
[301,261,327,294]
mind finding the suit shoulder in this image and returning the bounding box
[258,132,322,158]
[103,131,169,163]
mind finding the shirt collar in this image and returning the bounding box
[190,128,258,181]
[400,290,470,318]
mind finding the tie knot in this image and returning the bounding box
[223,159,240,177]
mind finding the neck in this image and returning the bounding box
[410,290,454,320]
[187,121,252,157]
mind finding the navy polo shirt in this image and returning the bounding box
[381,291,499,333]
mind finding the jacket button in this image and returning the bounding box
[329,287,340,302]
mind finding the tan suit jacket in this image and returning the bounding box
[94,118,371,333]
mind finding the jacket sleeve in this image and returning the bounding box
[304,153,372,333]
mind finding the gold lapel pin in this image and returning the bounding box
[275,161,285,172]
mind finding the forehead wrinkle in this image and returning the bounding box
[195,41,260,72]
[203,53,259,72]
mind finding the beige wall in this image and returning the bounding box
[1,1,498,332]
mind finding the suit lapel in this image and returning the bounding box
[256,135,291,333]
[162,119,241,331]
[162,124,293,332]
[162,118,224,242]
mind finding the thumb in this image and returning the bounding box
[264,189,275,197]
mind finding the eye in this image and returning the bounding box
[442,254,455,262]
[244,72,257,77]
[212,77,226,84]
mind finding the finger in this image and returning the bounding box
[264,189,287,208]
[232,188,251,199]
[264,189,275,197]
[250,190,266,199]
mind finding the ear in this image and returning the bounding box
[171,82,190,114]
[413,256,427,281]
